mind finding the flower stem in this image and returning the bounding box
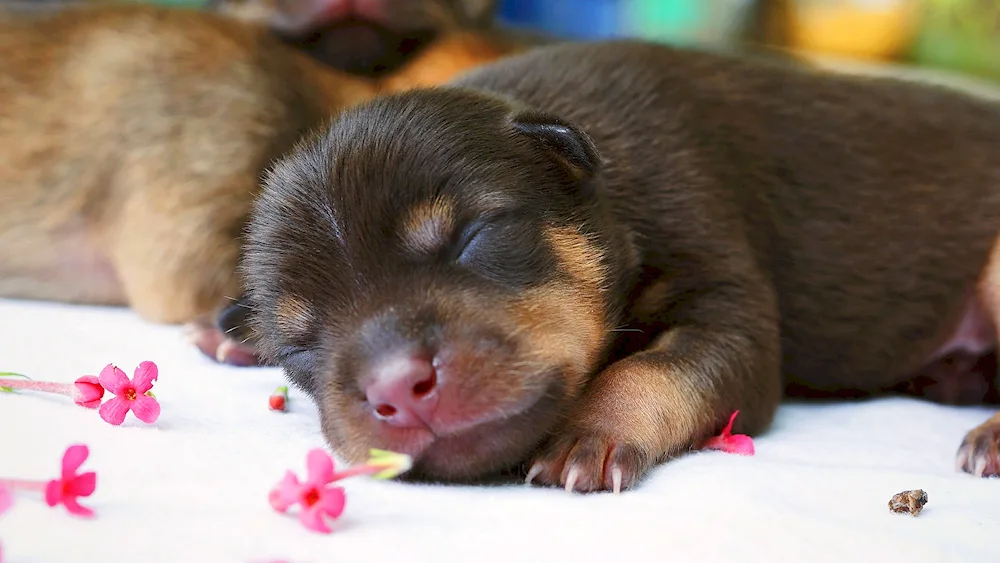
[330,464,396,481]
[0,478,47,492]
[0,379,73,396]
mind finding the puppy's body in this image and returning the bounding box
[0,4,512,327]
[244,40,1000,491]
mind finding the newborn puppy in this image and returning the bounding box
[208,0,498,76]
[0,3,511,337]
[241,40,1000,491]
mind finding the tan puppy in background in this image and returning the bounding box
[0,2,516,331]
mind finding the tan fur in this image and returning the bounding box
[274,294,314,340]
[399,197,456,255]
[381,31,513,91]
[0,4,515,324]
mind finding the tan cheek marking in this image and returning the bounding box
[508,226,612,397]
[275,294,314,339]
[400,198,456,255]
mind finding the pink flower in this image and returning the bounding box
[98,362,160,425]
[43,444,97,517]
[269,449,346,534]
[702,410,755,456]
[73,376,105,408]
[269,448,413,534]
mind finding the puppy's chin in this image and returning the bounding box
[409,388,563,481]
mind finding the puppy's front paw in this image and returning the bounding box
[956,416,1000,477]
[184,318,264,367]
[527,432,652,494]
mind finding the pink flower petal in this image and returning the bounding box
[317,486,346,520]
[43,479,61,508]
[298,505,332,534]
[130,395,160,424]
[61,444,89,479]
[269,471,302,513]
[0,483,12,515]
[98,364,130,395]
[131,361,158,394]
[60,496,94,518]
[305,448,335,485]
[702,410,756,456]
[65,472,97,498]
[99,397,131,426]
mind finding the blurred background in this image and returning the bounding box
[491,0,999,84]
[5,0,999,81]
[114,0,998,82]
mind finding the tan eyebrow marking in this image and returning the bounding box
[275,294,314,340]
[399,197,457,255]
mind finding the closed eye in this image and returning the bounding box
[455,220,490,265]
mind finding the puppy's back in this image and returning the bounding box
[451,40,1000,389]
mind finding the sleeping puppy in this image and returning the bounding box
[207,0,502,76]
[238,40,1000,491]
[0,3,514,344]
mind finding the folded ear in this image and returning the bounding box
[510,110,602,189]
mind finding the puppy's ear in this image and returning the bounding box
[510,110,602,189]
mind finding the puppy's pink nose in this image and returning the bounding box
[365,355,439,428]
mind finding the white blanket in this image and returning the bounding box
[1,298,998,563]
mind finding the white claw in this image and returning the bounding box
[525,464,543,485]
[216,339,236,363]
[974,455,987,478]
[611,466,623,495]
[564,467,579,493]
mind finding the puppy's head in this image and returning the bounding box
[209,0,497,75]
[244,88,634,480]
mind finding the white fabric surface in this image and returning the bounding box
[1,297,998,563]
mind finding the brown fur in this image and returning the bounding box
[0,3,515,326]
[241,40,1000,492]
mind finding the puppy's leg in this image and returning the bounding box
[528,280,782,493]
[109,178,248,326]
[957,237,1000,477]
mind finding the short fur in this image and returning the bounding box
[243,40,1000,491]
[0,3,515,327]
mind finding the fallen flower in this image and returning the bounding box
[0,444,97,518]
[701,410,755,456]
[98,362,160,425]
[0,373,105,409]
[269,448,413,534]
[269,386,289,412]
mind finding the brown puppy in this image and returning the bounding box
[240,40,1000,492]
[207,0,506,76]
[0,3,513,340]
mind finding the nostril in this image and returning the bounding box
[411,372,436,398]
[374,403,397,418]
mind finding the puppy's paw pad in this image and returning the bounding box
[956,422,1000,478]
[183,322,263,367]
[527,434,649,494]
